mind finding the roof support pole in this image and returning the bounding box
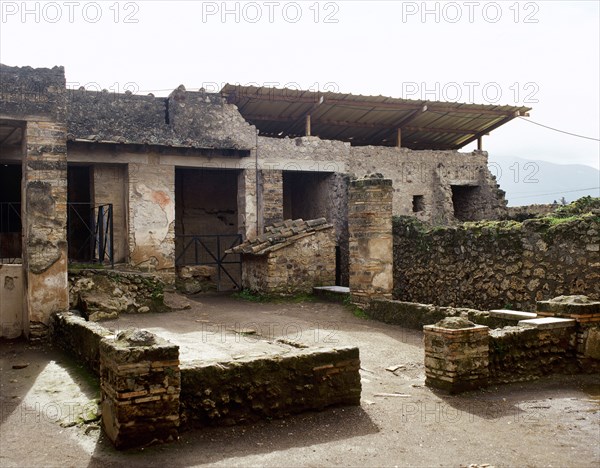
[305,114,311,136]
[396,128,402,148]
[477,136,483,151]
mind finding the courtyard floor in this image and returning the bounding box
[0,294,598,467]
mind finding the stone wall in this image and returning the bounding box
[260,169,283,229]
[394,214,600,311]
[50,309,361,448]
[50,311,112,374]
[180,346,360,427]
[239,221,336,295]
[367,299,514,330]
[0,64,70,340]
[67,86,256,151]
[68,269,166,321]
[488,325,577,383]
[422,296,600,393]
[423,318,489,393]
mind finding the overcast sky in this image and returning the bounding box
[1,0,599,175]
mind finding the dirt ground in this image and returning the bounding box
[1,294,598,467]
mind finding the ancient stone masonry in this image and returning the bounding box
[536,295,600,372]
[68,269,166,321]
[50,310,362,448]
[260,169,284,229]
[423,317,490,394]
[421,295,600,393]
[348,174,393,303]
[0,65,70,340]
[393,212,600,311]
[1,64,517,338]
[180,346,361,427]
[50,310,112,374]
[100,329,181,449]
[231,218,335,294]
[67,85,257,150]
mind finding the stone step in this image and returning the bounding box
[489,309,537,321]
[518,317,576,330]
[313,286,350,302]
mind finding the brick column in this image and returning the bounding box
[22,121,69,340]
[423,317,489,393]
[348,174,393,303]
[100,329,180,449]
[260,169,283,231]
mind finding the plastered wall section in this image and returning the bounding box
[128,156,175,273]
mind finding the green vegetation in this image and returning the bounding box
[343,295,369,319]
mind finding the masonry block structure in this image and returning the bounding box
[348,174,394,303]
[100,329,181,449]
[231,218,335,294]
[1,65,531,338]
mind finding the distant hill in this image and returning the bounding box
[487,156,600,207]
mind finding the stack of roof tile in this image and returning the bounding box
[228,218,333,255]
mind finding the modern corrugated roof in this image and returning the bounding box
[221,84,531,150]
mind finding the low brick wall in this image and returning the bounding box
[180,346,361,427]
[422,296,600,393]
[367,299,513,330]
[50,311,112,375]
[51,312,362,448]
[489,326,577,384]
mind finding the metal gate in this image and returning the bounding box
[175,234,242,291]
[67,203,114,267]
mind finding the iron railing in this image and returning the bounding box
[175,234,242,290]
[1,202,113,267]
[67,203,114,267]
[0,202,22,263]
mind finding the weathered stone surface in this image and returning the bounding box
[128,160,176,275]
[69,269,167,321]
[537,295,600,317]
[180,346,361,427]
[50,311,112,375]
[488,326,578,383]
[175,265,217,295]
[423,322,489,394]
[67,86,256,151]
[100,329,180,449]
[367,299,513,329]
[238,219,335,295]
[349,175,393,303]
[393,214,600,311]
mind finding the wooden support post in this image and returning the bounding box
[396,128,402,147]
[477,136,483,151]
[305,114,311,136]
